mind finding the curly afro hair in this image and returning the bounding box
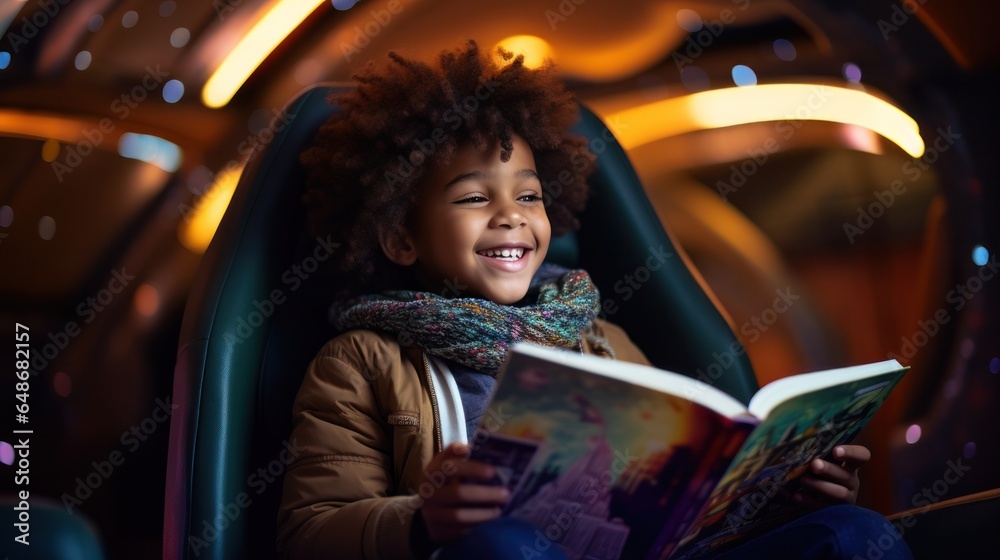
[300,40,595,298]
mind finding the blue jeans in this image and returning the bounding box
[711,505,913,560]
[435,506,912,560]
[435,517,568,560]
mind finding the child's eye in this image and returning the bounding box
[518,194,543,202]
[455,196,488,204]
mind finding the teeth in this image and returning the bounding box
[479,247,524,260]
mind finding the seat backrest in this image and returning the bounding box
[163,85,757,560]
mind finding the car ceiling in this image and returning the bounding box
[0,0,995,306]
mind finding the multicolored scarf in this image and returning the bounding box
[330,264,614,375]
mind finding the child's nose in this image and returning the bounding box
[489,200,527,229]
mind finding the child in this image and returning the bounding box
[277,41,912,560]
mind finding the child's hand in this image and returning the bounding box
[414,442,510,546]
[793,444,870,509]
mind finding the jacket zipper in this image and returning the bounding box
[421,353,444,453]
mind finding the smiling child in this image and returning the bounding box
[276,41,911,560]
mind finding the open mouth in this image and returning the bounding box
[476,247,526,261]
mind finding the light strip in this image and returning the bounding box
[178,165,243,253]
[605,84,925,158]
[202,0,326,108]
[0,110,103,143]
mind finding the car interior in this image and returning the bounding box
[1,0,998,559]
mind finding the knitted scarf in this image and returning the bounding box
[330,264,614,375]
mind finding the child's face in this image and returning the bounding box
[403,134,550,304]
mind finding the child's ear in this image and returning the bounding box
[378,225,418,266]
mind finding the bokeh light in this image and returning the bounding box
[676,9,703,32]
[122,11,139,29]
[905,424,921,444]
[134,283,160,317]
[163,79,185,103]
[679,66,710,92]
[731,65,757,87]
[843,62,862,83]
[773,39,796,61]
[160,1,177,17]
[54,371,72,397]
[294,58,325,86]
[989,357,999,374]
[75,51,92,71]
[38,216,56,240]
[972,245,989,266]
[0,51,10,70]
[0,205,12,228]
[41,139,60,162]
[0,442,13,466]
[964,441,977,459]
[170,27,190,48]
[88,15,104,32]
[333,0,362,10]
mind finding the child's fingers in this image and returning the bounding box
[448,459,498,482]
[425,443,487,480]
[420,505,504,543]
[831,445,871,469]
[798,476,854,503]
[808,458,853,486]
[445,506,504,525]
[432,483,510,507]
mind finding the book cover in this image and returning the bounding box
[471,344,907,560]
[672,370,906,559]
[471,347,754,560]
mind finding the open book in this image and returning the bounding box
[469,343,908,560]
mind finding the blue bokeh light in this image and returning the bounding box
[972,245,989,266]
[0,52,10,70]
[773,39,796,61]
[843,63,862,83]
[163,79,185,103]
[731,65,757,87]
[118,133,182,172]
[680,66,710,92]
[333,0,362,10]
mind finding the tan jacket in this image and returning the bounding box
[277,320,650,560]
